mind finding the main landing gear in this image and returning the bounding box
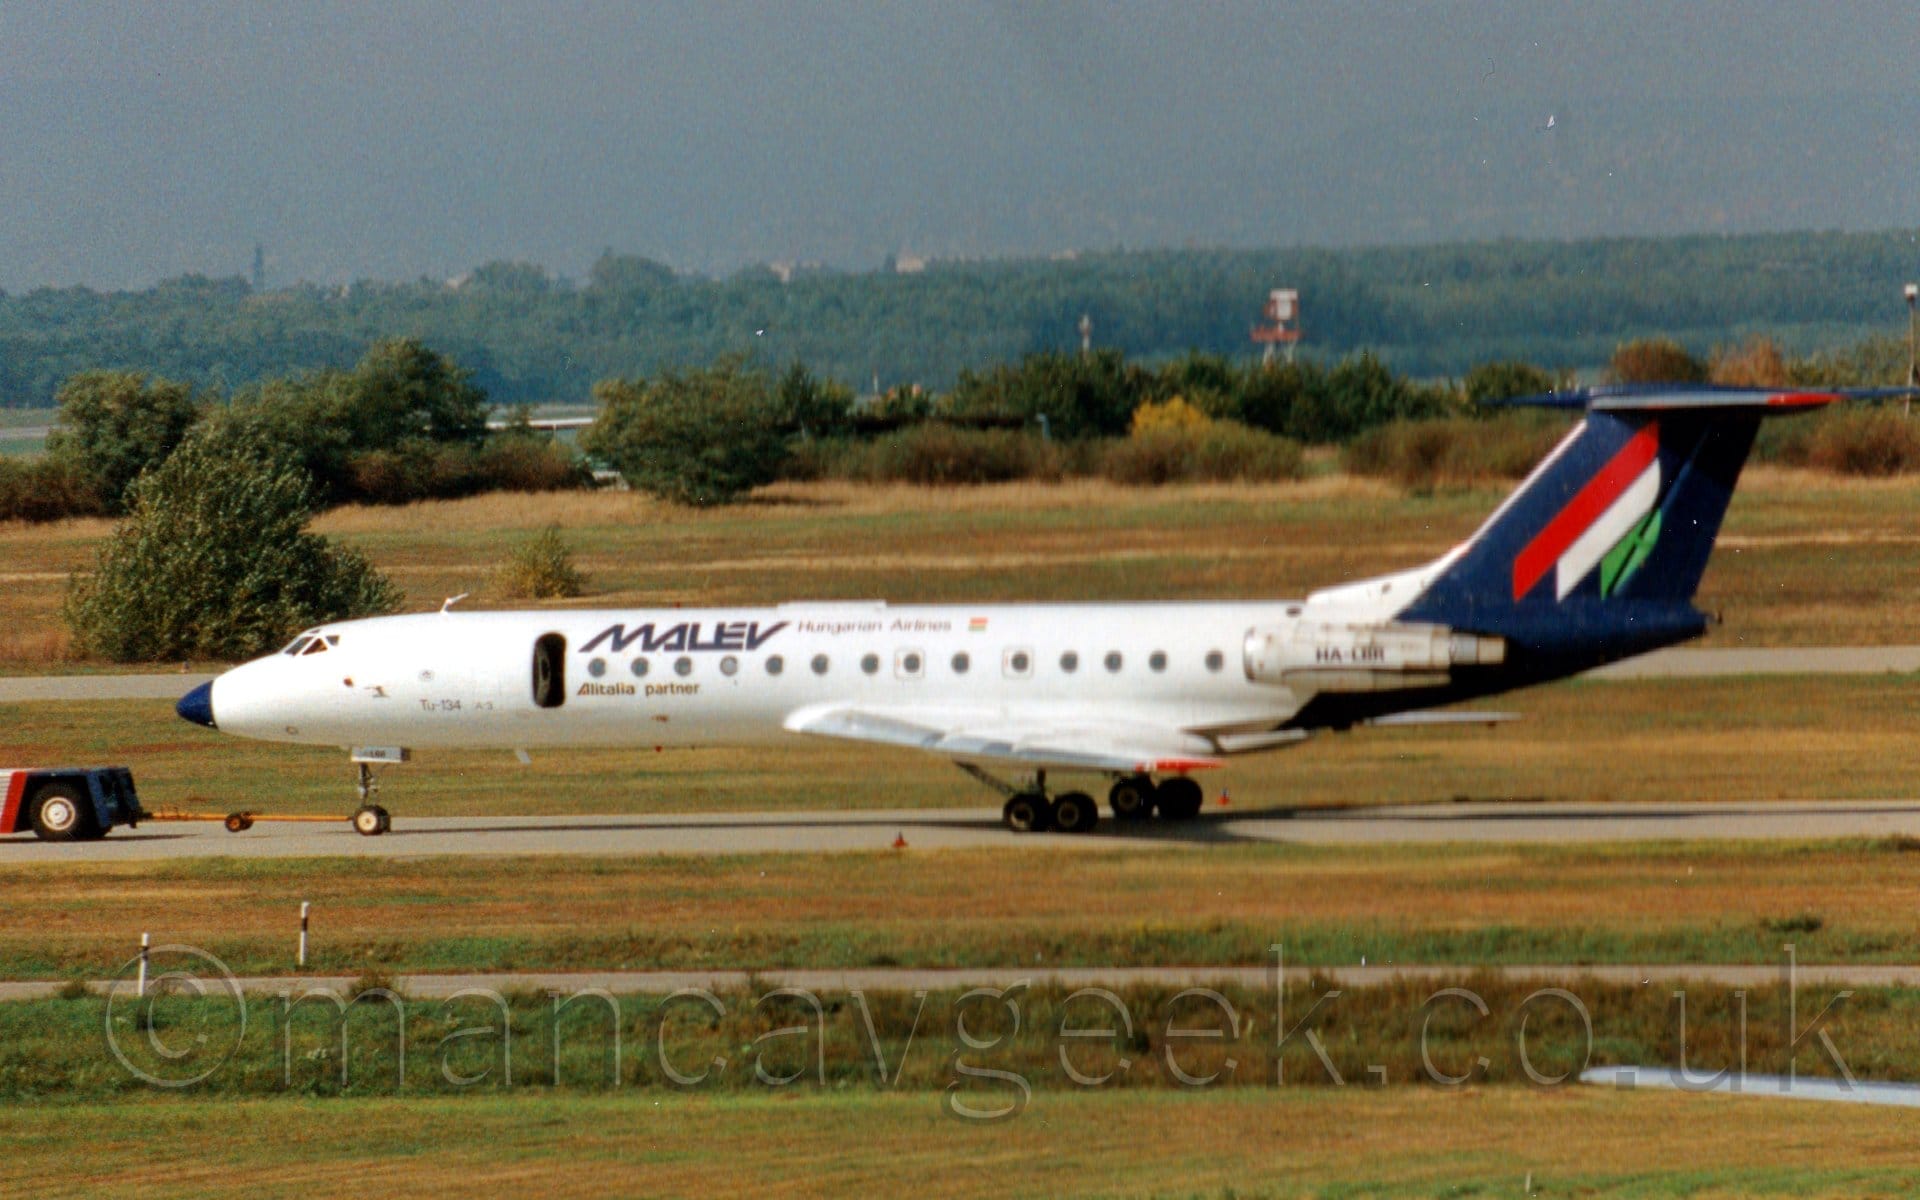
[957,764,1208,835]
[352,762,391,837]
[1001,785,1099,835]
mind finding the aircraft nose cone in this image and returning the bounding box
[176,681,216,729]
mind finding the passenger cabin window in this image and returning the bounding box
[532,633,567,708]
[860,653,880,675]
[1205,650,1225,673]
[895,649,923,680]
[811,654,830,675]
[1003,648,1032,678]
[1149,651,1168,672]
[951,652,970,675]
[1060,651,1078,673]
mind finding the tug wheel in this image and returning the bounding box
[30,784,92,842]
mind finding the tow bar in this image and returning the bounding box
[144,810,347,834]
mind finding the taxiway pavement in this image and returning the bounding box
[5,799,1919,862]
[0,960,1911,1001]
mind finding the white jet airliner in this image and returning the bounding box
[176,386,1842,836]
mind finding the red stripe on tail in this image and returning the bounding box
[1511,421,1660,601]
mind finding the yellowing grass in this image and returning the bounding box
[7,470,1920,669]
[7,839,1920,975]
[5,1090,1918,1199]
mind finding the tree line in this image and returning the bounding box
[10,328,1915,522]
[3,228,1915,408]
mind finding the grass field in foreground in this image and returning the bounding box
[6,839,1920,976]
[0,976,1908,1099]
[4,468,1920,666]
[4,1090,1917,1199]
[2,672,1915,820]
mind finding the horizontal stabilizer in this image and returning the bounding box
[1497,384,1920,413]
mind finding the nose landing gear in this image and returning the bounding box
[350,759,394,836]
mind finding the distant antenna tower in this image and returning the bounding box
[1251,288,1300,364]
[1078,313,1092,356]
[252,244,266,293]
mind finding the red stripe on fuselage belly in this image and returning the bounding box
[1511,421,1660,601]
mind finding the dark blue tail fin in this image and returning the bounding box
[1397,386,1836,665]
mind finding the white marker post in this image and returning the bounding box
[136,932,150,997]
[298,902,310,968]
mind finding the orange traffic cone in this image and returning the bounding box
[1219,789,1231,807]
[892,831,909,849]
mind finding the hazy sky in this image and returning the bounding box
[2,1,1916,291]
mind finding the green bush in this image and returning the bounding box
[334,336,490,448]
[776,436,850,482]
[1767,406,1920,476]
[495,525,586,599]
[63,424,402,662]
[0,457,106,523]
[1346,414,1571,490]
[1786,332,1910,387]
[584,360,788,506]
[1232,359,1317,438]
[944,349,1151,439]
[772,361,854,437]
[1610,337,1708,384]
[224,338,491,505]
[343,435,589,506]
[1271,353,1460,443]
[46,371,203,512]
[849,425,1064,485]
[1100,423,1306,486]
[470,436,590,494]
[1462,360,1565,408]
[344,441,473,505]
[1150,351,1242,421]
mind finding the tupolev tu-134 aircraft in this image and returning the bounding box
[176,385,1851,836]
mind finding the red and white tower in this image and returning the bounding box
[1252,288,1301,365]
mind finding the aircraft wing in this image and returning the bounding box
[783,704,1224,774]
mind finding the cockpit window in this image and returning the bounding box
[284,633,339,656]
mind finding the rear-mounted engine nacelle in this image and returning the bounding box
[1243,622,1505,693]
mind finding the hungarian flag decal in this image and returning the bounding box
[1511,422,1662,601]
